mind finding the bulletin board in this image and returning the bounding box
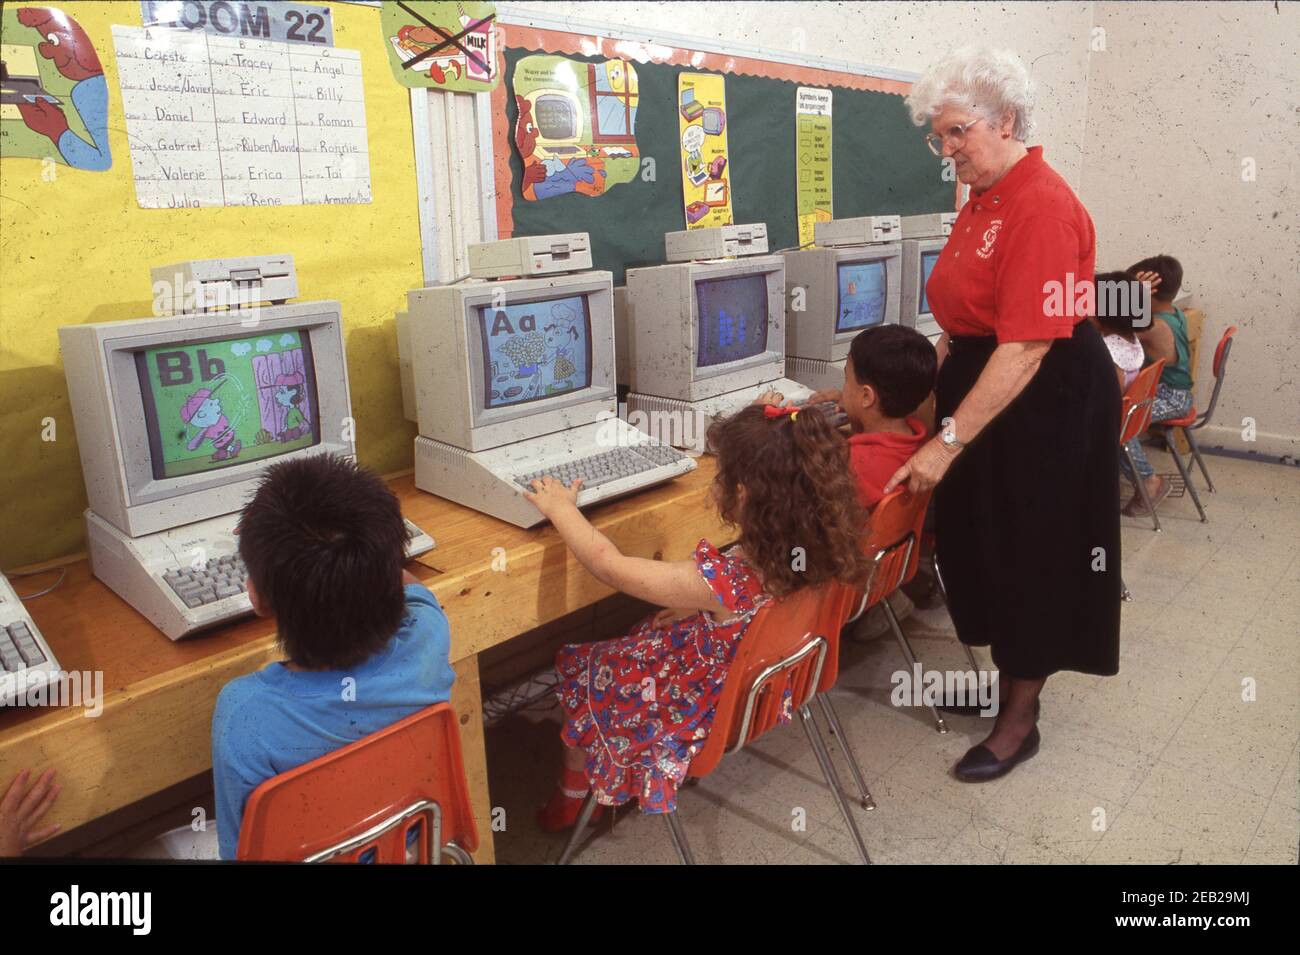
[491,21,955,284]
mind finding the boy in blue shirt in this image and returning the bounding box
[211,454,455,860]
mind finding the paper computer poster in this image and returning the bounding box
[677,72,732,229]
[513,55,640,201]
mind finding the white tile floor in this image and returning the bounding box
[485,450,1300,864]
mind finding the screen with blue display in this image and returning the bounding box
[919,250,940,315]
[836,260,888,332]
[695,274,769,368]
[478,294,592,410]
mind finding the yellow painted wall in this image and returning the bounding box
[0,2,422,569]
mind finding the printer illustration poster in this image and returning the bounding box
[137,331,318,479]
[0,6,111,170]
[796,87,832,247]
[513,55,640,202]
[380,1,499,91]
[677,72,732,230]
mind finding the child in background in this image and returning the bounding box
[527,404,870,830]
[808,324,936,508]
[1093,270,1147,392]
[210,454,455,860]
[1121,254,1194,516]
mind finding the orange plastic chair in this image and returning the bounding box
[844,487,969,733]
[558,580,870,865]
[1120,358,1168,531]
[236,702,479,864]
[1153,325,1237,504]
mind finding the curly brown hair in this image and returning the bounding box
[707,404,870,597]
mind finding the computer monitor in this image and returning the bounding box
[403,272,617,453]
[623,255,786,401]
[59,302,355,539]
[783,243,902,362]
[902,237,947,337]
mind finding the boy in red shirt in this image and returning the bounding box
[810,324,936,508]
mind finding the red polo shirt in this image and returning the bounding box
[849,417,928,509]
[925,146,1096,343]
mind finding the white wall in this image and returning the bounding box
[488,1,1298,453]
[1082,1,1299,456]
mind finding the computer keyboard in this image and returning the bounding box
[414,415,698,528]
[513,443,690,491]
[86,510,438,641]
[162,554,248,609]
[0,572,62,708]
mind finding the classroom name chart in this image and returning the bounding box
[112,25,371,208]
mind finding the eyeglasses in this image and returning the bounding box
[925,116,986,157]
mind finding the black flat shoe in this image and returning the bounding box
[940,697,1041,718]
[952,725,1040,783]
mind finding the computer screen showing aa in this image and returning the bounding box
[919,250,940,315]
[478,294,594,409]
[134,329,322,481]
[836,260,888,333]
[695,274,769,368]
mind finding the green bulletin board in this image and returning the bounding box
[502,48,952,284]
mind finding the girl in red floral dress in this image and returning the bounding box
[524,403,871,829]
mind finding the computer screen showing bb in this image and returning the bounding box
[836,259,888,333]
[695,274,769,368]
[134,329,322,481]
[478,295,593,409]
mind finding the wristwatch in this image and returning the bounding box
[939,422,965,451]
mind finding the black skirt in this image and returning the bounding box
[934,321,1122,679]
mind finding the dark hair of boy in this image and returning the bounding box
[707,404,870,597]
[847,324,938,419]
[1093,270,1147,336]
[238,454,412,670]
[1126,254,1182,301]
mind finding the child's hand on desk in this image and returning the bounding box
[523,475,584,519]
[752,389,788,407]
[0,769,61,856]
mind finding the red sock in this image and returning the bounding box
[537,766,603,832]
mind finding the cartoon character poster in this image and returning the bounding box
[0,6,111,170]
[480,296,591,408]
[380,1,498,91]
[137,331,320,480]
[513,55,640,201]
[677,73,731,229]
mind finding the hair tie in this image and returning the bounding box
[763,404,797,422]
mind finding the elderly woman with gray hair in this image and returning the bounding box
[883,46,1121,782]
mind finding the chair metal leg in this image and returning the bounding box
[798,704,871,864]
[816,695,875,810]
[662,811,695,865]
[556,792,599,866]
[1123,445,1161,532]
[1183,427,1216,493]
[931,556,979,671]
[1163,430,1208,523]
[883,599,947,733]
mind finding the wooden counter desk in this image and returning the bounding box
[0,458,733,863]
